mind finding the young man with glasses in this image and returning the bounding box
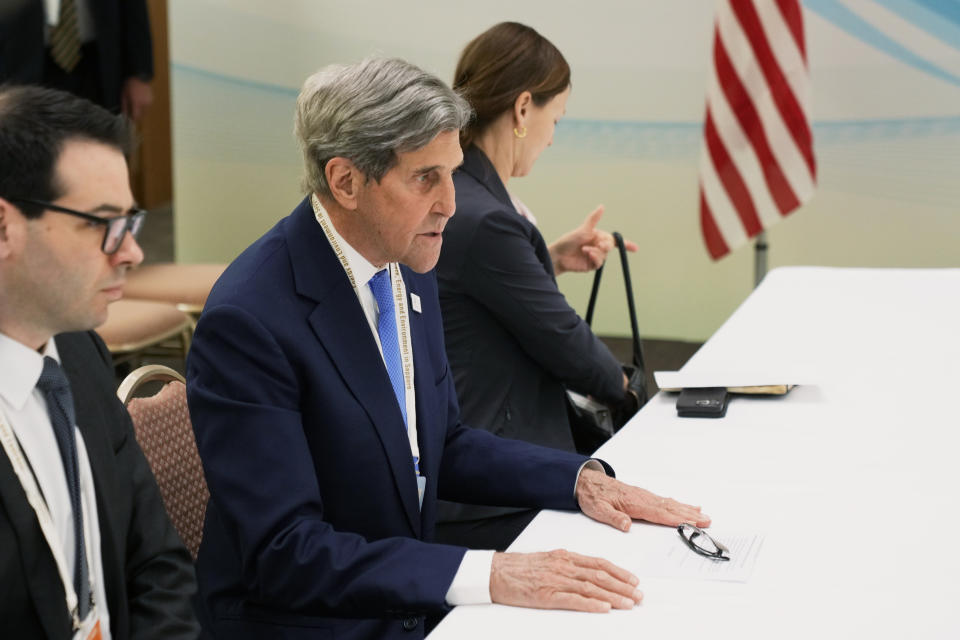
[0,85,199,639]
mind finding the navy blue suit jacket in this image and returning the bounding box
[186,198,592,639]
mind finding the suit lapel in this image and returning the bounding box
[405,272,442,531]
[57,333,125,630]
[286,200,421,535]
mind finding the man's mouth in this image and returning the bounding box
[102,282,125,298]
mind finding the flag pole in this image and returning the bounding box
[754,231,768,288]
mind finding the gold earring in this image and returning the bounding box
[513,127,527,139]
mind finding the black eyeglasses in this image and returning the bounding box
[9,197,147,255]
[678,523,730,561]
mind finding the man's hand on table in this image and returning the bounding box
[486,469,710,612]
[576,467,711,531]
[490,549,642,612]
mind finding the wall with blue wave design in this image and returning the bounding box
[170,0,960,341]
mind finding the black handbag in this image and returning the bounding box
[567,232,649,454]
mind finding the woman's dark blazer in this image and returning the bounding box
[436,145,624,525]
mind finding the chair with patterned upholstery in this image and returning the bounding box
[118,364,208,559]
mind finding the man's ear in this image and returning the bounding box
[325,157,363,210]
[0,197,20,260]
[513,91,533,128]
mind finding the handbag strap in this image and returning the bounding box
[582,233,646,371]
[613,232,646,372]
[584,263,604,326]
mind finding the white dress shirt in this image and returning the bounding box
[43,0,98,42]
[311,197,494,605]
[0,332,112,637]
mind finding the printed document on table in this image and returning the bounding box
[510,512,764,584]
[638,531,764,582]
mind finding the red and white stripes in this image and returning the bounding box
[699,0,816,260]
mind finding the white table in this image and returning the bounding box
[431,267,960,639]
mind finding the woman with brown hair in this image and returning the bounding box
[435,22,641,550]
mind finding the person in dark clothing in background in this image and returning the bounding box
[0,0,154,120]
[435,22,642,551]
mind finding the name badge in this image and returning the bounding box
[76,613,102,640]
[410,293,422,314]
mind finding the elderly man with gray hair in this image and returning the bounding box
[186,57,708,640]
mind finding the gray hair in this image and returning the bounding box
[294,57,473,198]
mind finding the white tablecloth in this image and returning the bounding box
[430,267,960,639]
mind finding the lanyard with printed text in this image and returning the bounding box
[312,195,421,474]
[0,411,96,632]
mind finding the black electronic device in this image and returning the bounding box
[676,387,729,418]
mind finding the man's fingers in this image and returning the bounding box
[624,238,639,252]
[567,566,641,604]
[564,577,639,610]
[586,499,631,532]
[491,550,643,613]
[549,592,612,613]
[549,554,642,611]
[654,501,711,527]
[563,550,639,585]
[582,554,641,588]
[659,498,710,527]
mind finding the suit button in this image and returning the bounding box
[402,616,419,631]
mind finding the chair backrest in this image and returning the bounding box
[118,365,208,560]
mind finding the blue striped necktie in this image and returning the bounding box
[36,356,90,619]
[369,269,407,427]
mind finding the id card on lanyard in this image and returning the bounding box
[0,412,100,637]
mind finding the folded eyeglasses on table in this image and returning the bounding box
[678,523,730,561]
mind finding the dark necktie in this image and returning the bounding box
[369,270,407,426]
[36,356,90,619]
[49,0,82,73]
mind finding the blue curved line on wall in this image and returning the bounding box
[172,62,299,97]
[173,62,960,138]
[172,61,960,166]
[553,116,960,159]
[804,0,960,87]
[873,0,960,51]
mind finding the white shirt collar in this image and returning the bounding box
[310,194,387,288]
[0,333,60,411]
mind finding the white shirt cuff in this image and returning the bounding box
[445,459,604,606]
[445,549,495,605]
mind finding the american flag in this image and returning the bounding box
[699,0,816,260]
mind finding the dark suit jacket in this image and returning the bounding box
[436,145,624,524]
[0,331,199,639]
[0,0,153,111]
[186,197,591,640]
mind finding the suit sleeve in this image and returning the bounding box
[86,332,200,639]
[436,392,594,508]
[458,209,625,405]
[186,304,467,616]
